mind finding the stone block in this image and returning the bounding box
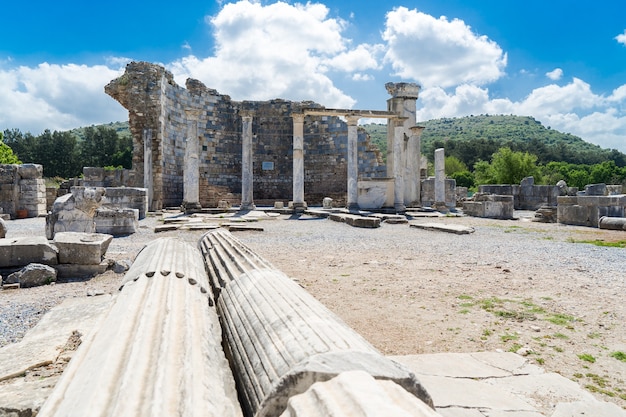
[584,183,606,196]
[17,164,43,179]
[6,263,57,288]
[357,178,394,209]
[53,232,113,265]
[0,237,58,267]
[94,208,138,236]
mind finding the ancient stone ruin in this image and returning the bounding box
[105,61,428,213]
[0,164,47,219]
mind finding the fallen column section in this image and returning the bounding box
[38,237,243,417]
[199,229,433,417]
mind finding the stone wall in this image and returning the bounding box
[420,178,457,208]
[0,164,46,218]
[83,167,136,188]
[106,61,385,210]
[479,177,559,210]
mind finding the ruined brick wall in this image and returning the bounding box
[0,164,46,218]
[106,61,386,209]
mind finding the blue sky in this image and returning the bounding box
[2,0,626,152]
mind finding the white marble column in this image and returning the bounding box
[240,111,255,211]
[393,123,407,213]
[346,115,360,211]
[182,108,202,212]
[407,125,425,207]
[292,113,306,210]
[434,147,445,206]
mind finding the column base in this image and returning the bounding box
[433,201,449,213]
[290,202,308,213]
[347,202,360,212]
[394,203,407,214]
[181,201,202,214]
[240,202,256,211]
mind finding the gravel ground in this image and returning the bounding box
[1,211,625,408]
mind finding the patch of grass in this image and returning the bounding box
[459,302,475,308]
[535,357,545,365]
[567,238,626,248]
[500,333,519,342]
[587,332,601,339]
[578,353,596,363]
[553,332,569,340]
[573,373,583,378]
[508,343,523,352]
[459,309,470,314]
[553,346,564,352]
[586,373,609,388]
[610,351,626,362]
[546,313,576,326]
[457,294,473,300]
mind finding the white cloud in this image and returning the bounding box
[616,30,626,45]
[0,63,126,134]
[168,0,378,108]
[546,68,563,80]
[352,73,373,82]
[382,7,507,88]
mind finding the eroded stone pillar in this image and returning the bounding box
[240,111,255,211]
[435,148,445,206]
[198,230,433,417]
[393,122,407,213]
[182,108,202,213]
[407,126,425,207]
[292,113,306,210]
[38,238,242,417]
[346,115,360,211]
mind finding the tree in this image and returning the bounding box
[444,155,468,175]
[0,132,21,164]
[489,147,542,184]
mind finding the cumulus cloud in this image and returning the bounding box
[546,68,563,80]
[382,7,507,88]
[168,0,380,108]
[0,63,126,134]
[616,30,626,45]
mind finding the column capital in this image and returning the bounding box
[345,115,360,126]
[239,110,255,119]
[410,125,425,135]
[292,113,305,123]
[385,82,420,99]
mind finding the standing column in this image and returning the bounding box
[142,128,154,211]
[434,148,446,209]
[393,121,407,213]
[292,113,306,211]
[240,111,255,211]
[182,108,202,213]
[346,115,360,211]
[407,126,425,207]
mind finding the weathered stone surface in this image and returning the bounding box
[6,263,57,287]
[0,237,58,268]
[100,187,148,219]
[557,194,626,227]
[94,207,138,235]
[38,238,242,417]
[328,213,381,228]
[199,230,432,417]
[357,178,394,209]
[45,187,106,239]
[54,261,109,279]
[0,217,6,238]
[280,371,442,417]
[410,222,475,235]
[53,232,113,265]
[16,164,43,180]
[463,194,514,220]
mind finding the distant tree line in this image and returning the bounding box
[1,126,132,178]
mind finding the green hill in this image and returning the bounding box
[362,115,626,168]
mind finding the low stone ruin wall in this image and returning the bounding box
[82,167,136,188]
[0,164,47,219]
[479,177,559,210]
[462,194,514,220]
[557,194,626,227]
